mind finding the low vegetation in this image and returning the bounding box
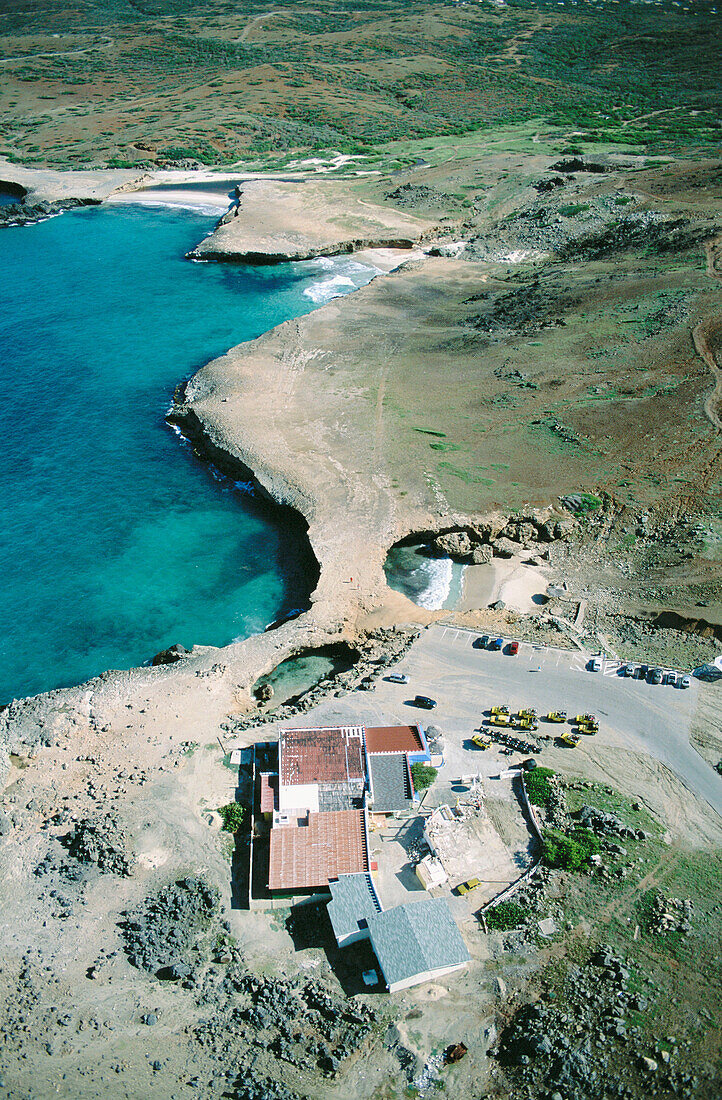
[217,802,245,833]
[410,762,437,791]
[486,900,527,931]
[524,766,556,808]
[0,0,718,166]
[542,827,600,871]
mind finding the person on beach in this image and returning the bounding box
[233,183,241,217]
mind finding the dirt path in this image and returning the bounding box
[0,36,113,64]
[237,11,283,42]
[692,318,722,431]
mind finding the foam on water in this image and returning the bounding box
[384,544,465,611]
[303,256,381,303]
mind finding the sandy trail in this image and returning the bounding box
[693,319,722,431]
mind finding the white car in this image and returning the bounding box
[680,675,691,689]
[387,672,410,684]
[590,656,602,672]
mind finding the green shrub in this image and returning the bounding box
[217,802,245,833]
[486,900,526,930]
[411,763,437,791]
[524,767,556,808]
[542,828,599,871]
[559,203,590,216]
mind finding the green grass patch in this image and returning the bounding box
[542,827,600,871]
[559,203,591,216]
[486,900,526,930]
[437,462,494,485]
[524,766,556,808]
[413,427,447,438]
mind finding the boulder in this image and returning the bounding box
[471,544,493,564]
[492,537,517,558]
[151,643,190,666]
[433,530,475,560]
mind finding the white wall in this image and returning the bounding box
[278,781,319,814]
[386,961,468,994]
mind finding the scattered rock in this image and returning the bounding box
[62,813,134,876]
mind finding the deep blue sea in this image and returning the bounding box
[0,202,376,701]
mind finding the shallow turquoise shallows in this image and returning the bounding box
[0,203,375,701]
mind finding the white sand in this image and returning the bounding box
[458,555,547,614]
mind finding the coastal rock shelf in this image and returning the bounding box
[189,178,439,264]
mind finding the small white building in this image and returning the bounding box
[415,854,448,891]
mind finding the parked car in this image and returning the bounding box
[490,637,504,651]
[624,664,635,678]
[640,663,649,678]
[665,671,677,686]
[473,635,490,649]
[457,877,481,895]
[649,668,663,684]
[680,675,691,689]
[413,695,437,709]
[386,672,409,684]
[508,641,519,656]
[632,665,645,679]
[589,656,602,672]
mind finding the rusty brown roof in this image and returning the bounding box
[279,726,365,786]
[259,772,278,814]
[364,725,424,755]
[268,809,369,891]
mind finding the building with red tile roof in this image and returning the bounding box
[280,725,365,785]
[364,724,426,756]
[268,809,370,892]
[259,771,278,816]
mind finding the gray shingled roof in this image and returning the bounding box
[368,753,413,813]
[366,899,470,987]
[327,873,382,943]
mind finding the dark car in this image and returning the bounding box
[508,641,519,656]
[473,635,489,649]
[640,663,649,678]
[649,668,663,685]
[632,665,645,679]
[413,695,437,710]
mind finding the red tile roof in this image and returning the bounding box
[259,772,277,814]
[280,726,365,786]
[364,725,424,755]
[268,809,369,891]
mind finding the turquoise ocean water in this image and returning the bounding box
[0,203,376,701]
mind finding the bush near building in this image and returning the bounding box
[217,802,245,833]
[524,767,557,808]
[411,762,438,791]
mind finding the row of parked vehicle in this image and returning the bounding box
[589,656,691,688]
[473,636,519,655]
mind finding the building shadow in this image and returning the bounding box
[285,900,383,996]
